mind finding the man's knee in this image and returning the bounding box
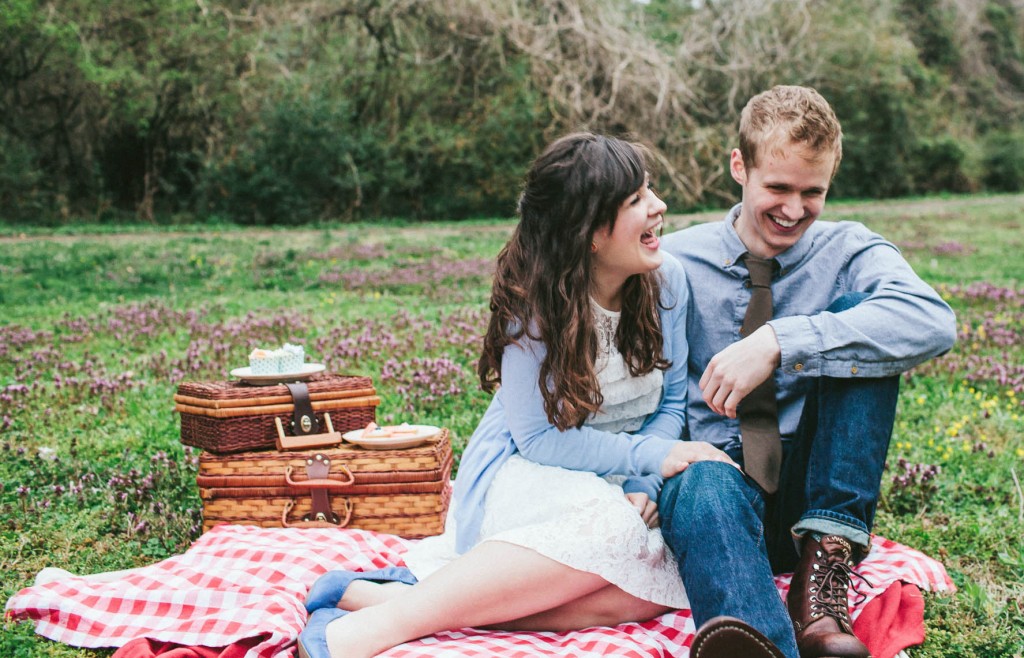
[826,291,869,314]
[659,461,756,529]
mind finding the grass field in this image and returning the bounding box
[2,194,1022,657]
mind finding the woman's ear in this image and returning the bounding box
[729,148,747,186]
[590,226,611,254]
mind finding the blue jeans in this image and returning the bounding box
[658,294,900,657]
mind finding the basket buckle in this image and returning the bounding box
[280,453,354,528]
[274,412,342,451]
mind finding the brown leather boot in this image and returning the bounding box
[691,616,786,658]
[787,535,871,658]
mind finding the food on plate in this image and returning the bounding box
[248,343,306,374]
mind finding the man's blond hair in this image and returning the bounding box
[739,85,843,179]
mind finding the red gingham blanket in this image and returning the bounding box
[5,525,954,658]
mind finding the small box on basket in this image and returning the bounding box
[175,375,380,454]
[196,428,453,538]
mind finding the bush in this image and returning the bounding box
[982,130,1024,192]
[0,132,47,222]
[199,95,387,224]
[383,67,548,220]
[199,60,547,222]
[829,86,916,199]
[911,137,974,194]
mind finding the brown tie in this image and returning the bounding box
[738,255,782,494]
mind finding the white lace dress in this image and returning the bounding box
[402,302,689,609]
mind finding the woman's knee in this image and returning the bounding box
[564,586,669,630]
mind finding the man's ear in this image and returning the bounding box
[729,149,747,186]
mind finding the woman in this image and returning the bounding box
[297,132,737,658]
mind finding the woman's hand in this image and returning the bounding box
[660,441,740,478]
[625,492,660,529]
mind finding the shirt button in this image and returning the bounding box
[724,259,732,266]
[794,363,804,372]
[851,366,858,374]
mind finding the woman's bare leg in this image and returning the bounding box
[321,541,615,658]
[489,583,672,632]
[336,580,411,610]
[342,580,670,633]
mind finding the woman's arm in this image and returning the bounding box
[499,338,677,478]
[502,256,695,479]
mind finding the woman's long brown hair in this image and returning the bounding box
[478,133,670,431]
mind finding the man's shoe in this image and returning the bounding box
[690,616,786,658]
[787,534,871,658]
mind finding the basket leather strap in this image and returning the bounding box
[285,463,355,488]
[304,453,340,524]
[286,382,321,436]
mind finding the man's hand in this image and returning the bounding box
[625,492,660,529]
[699,324,781,418]
[660,441,740,478]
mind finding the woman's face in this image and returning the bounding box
[591,175,667,287]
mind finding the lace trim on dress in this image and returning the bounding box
[589,298,663,432]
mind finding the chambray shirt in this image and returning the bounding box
[452,256,690,553]
[661,204,956,454]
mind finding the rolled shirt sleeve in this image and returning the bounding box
[769,237,957,379]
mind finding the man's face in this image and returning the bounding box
[731,142,835,259]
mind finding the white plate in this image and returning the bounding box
[342,425,442,450]
[230,363,326,385]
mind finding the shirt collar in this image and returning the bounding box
[721,205,749,269]
[721,203,816,275]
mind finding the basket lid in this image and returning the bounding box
[198,429,453,483]
[176,374,375,409]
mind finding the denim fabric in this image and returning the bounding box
[659,462,799,657]
[763,368,899,573]
[658,293,900,656]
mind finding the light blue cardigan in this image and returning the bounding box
[452,254,690,553]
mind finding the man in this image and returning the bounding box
[658,85,956,658]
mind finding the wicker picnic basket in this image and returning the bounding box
[175,374,380,454]
[196,429,453,538]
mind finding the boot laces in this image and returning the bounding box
[810,556,874,629]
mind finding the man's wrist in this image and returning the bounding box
[757,324,782,367]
